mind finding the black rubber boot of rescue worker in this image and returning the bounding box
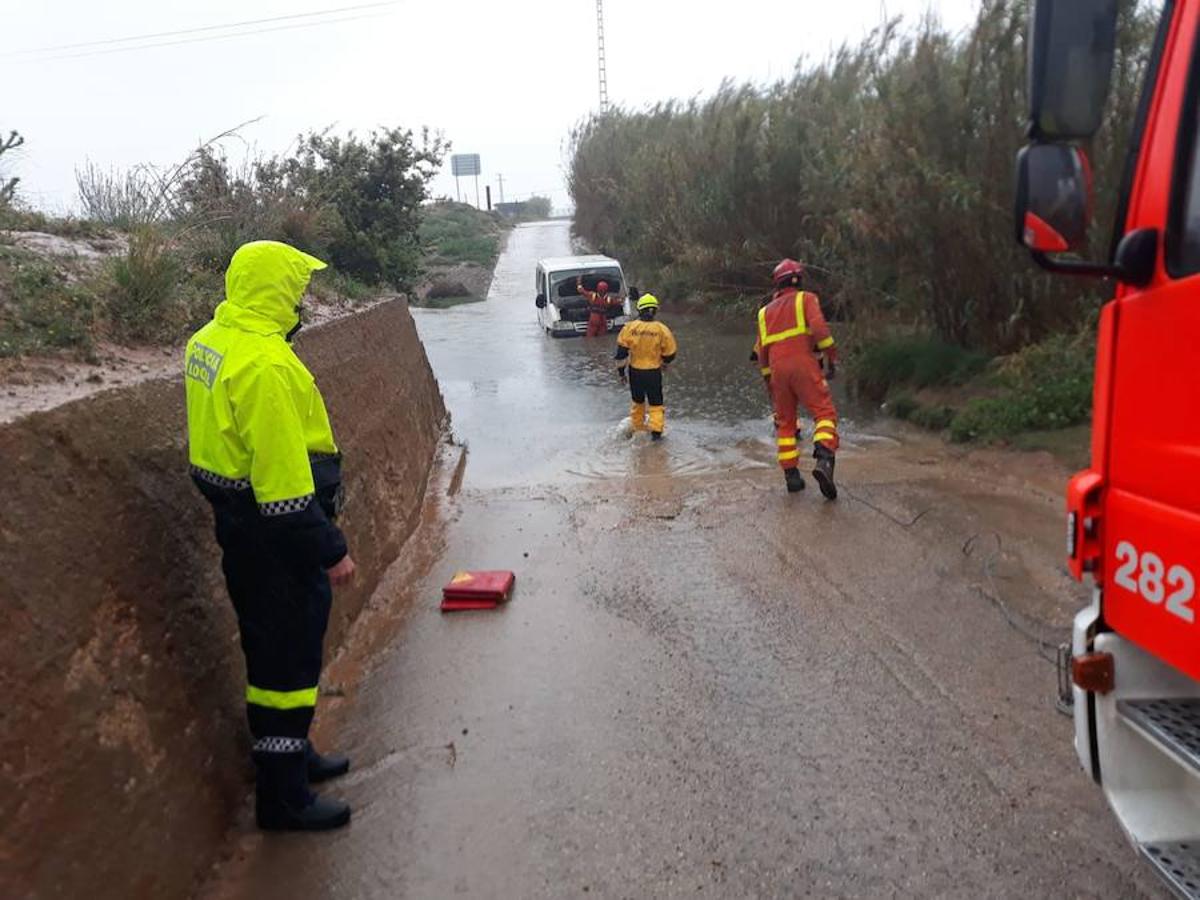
[255,750,351,832]
[307,742,351,784]
[784,468,806,494]
[651,432,663,442]
[813,445,838,501]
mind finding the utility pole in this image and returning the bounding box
[497,173,505,204]
[596,0,609,114]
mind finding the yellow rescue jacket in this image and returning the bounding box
[185,241,337,512]
[616,319,678,370]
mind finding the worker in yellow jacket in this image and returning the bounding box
[615,293,678,440]
[185,241,355,832]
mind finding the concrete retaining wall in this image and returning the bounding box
[0,299,444,899]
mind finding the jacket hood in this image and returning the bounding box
[215,241,327,335]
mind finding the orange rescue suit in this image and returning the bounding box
[754,289,840,469]
[579,288,617,338]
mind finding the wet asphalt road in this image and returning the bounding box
[205,221,1164,899]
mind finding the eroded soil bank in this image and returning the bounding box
[0,299,445,899]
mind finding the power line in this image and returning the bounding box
[16,11,394,63]
[3,1,398,58]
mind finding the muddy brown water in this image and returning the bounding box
[203,221,1164,899]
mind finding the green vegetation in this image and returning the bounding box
[523,196,553,220]
[948,333,1095,443]
[1,124,452,356]
[103,230,225,343]
[568,0,1154,443]
[0,246,95,357]
[419,202,504,267]
[851,329,1095,445]
[570,0,1153,352]
[852,337,988,404]
[0,209,107,239]
[173,127,447,288]
[105,229,182,341]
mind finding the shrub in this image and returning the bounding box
[76,162,163,228]
[419,202,503,268]
[0,248,95,356]
[267,127,448,286]
[567,1,1156,353]
[910,404,957,431]
[852,335,988,401]
[174,129,447,289]
[948,332,1095,442]
[105,229,183,341]
[888,392,919,420]
[309,269,373,305]
[525,195,553,219]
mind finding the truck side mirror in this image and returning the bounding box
[536,293,547,309]
[1015,143,1093,254]
[1028,0,1119,140]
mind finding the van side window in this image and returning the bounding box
[1169,37,1200,276]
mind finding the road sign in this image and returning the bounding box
[451,154,482,177]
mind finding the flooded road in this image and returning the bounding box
[413,220,818,488]
[206,221,1162,898]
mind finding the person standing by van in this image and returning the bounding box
[615,293,678,440]
[577,276,618,337]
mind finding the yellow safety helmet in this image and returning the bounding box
[636,293,660,311]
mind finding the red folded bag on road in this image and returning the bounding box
[441,571,516,612]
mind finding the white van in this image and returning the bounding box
[534,255,632,337]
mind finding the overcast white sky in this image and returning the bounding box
[3,0,978,214]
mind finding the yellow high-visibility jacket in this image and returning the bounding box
[616,319,678,370]
[185,241,346,564]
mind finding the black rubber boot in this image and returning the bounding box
[307,741,351,784]
[255,748,351,832]
[784,468,806,494]
[651,432,663,442]
[812,446,838,501]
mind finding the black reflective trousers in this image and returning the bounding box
[629,367,664,406]
[199,483,334,741]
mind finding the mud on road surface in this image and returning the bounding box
[205,221,1162,899]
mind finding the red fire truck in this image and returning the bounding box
[1016,1,1200,894]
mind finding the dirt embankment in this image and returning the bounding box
[0,299,445,899]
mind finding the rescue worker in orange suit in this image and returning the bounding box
[615,293,678,440]
[577,276,618,337]
[752,259,840,499]
[185,241,355,832]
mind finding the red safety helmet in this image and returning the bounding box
[772,258,805,287]
[596,280,610,294]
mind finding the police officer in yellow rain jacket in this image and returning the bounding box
[185,241,355,832]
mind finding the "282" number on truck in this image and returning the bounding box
[1113,541,1196,624]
